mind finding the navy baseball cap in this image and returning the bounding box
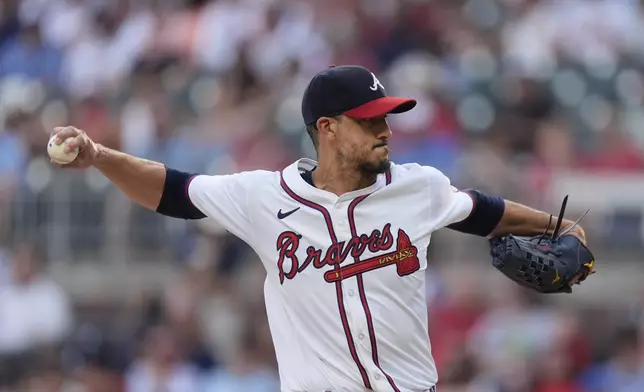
[301,65,417,126]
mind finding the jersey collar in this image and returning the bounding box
[281,158,388,205]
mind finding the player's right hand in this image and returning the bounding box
[50,126,99,169]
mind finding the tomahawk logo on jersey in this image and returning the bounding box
[187,159,473,392]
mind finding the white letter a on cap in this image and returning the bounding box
[370,72,385,91]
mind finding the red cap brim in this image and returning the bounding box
[344,96,417,119]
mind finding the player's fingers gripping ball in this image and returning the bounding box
[489,196,596,294]
[47,134,79,165]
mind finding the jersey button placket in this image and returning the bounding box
[332,201,369,371]
[373,372,391,391]
[338,201,378,383]
[335,202,347,229]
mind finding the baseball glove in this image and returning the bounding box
[489,196,596,294]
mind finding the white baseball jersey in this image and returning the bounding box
[187,158,474,392]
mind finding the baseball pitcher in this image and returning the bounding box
[50,65,595,392]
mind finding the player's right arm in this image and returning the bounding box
[51,126,167,211]
[50,126,256,242]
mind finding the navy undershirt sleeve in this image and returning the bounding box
[156,167,206,220]
[447,189,505,237]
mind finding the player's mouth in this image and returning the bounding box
[374,143,388,150]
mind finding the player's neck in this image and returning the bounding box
[311,159,377,195]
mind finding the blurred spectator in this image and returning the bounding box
[125,325,200,392]
[532,313,590,392]
[466,282,566,391]
[578,325,644,392]
[192,0,267,74]
[533,345,583,392]
[429,269,486,378]
[13,350,69,392]
[0,247,11,286]
[0,0,21,45]
[202,324,279,392]
[0,22,62,85]
[38,0,92,50]
[60,2,155,98]
[577,122,644,172]
[162,265,219,371]
[0,112,28,238]
[0,239,73,355]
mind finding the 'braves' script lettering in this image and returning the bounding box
[276,223,394,284]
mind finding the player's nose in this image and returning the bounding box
[376,123,392,140]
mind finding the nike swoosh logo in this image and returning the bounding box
[277,207,300,219]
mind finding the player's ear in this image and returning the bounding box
[316,117,340,141]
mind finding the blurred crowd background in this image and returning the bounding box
[1,0,644,391]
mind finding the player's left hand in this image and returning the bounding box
[564,224,587,245]
[489,197,596,294]
[490,233,595,293]
[564,225,589,286]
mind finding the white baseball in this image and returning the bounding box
[47,134,79,164]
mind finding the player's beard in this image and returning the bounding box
[358,157,390,175]
[338,144,390,178]
[358,143,391,174]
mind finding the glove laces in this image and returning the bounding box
[538,195,591,243]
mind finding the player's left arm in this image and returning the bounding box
[487,199,586,243]
[446,193,586,244]
[426,168,585,243]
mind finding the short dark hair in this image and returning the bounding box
[306,123,319,151]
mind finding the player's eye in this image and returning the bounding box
[362,117,388,129]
